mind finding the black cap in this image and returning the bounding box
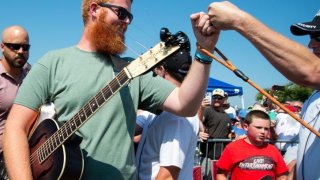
[162,49,192,79]
[291,10,320,35]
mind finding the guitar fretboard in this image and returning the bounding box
[35,70,130,163]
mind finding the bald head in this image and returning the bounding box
[2,25,29,44]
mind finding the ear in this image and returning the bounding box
[1,43,4,52]
[243,123,249,131]
[154,66,166,78]
[89,3,100,21]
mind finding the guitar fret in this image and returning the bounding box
[89,98,99,113]
[52,133,59,149]
[102,85,112,101]
[70,118,77,131]
[75,114,82,127]
[62,127,68,140]
[96,91,105,106]
[108,83,114,94]
[66,121,72,136]
[83,104,92,118]
[58,131,64,143]
[118,71,129,85]
[78,109,87,122]
[115,76,121,86]
[111,79,121,91]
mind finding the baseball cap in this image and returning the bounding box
[291,10,320,35]
[162,49,192,78]
[228,113,238,122]
[212,88,225,97]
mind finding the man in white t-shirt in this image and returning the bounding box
[135,46,199,180]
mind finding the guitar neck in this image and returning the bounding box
[35,69,131,163]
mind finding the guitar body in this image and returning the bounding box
[29,119,84,180]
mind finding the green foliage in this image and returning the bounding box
[255,83,313,103]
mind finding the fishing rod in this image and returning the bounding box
[197,43,320,138]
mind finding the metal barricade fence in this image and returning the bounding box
[194,138,299,180]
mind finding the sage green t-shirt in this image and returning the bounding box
[15,46,175,179]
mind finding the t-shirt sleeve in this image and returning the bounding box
[136,111,156,127]
[137,72,175,113]
[15,54,52,111]
[275,149,289,176]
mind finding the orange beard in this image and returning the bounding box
[90,12,127,55]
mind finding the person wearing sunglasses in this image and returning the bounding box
[207,2,320,180]
[3,0,220,179]
[198,88,232,178]
[0,25,31,178]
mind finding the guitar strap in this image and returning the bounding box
[110,55,131,72]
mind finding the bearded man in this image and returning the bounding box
[3,0,219,179]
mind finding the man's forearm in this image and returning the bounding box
[237,12,320,88]
[4,127,33,179]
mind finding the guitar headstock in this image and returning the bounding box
[125,28,190,79]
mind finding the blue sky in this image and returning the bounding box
[0,0,318,108]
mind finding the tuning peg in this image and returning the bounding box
[160,27,171,42]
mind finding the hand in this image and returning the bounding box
[207,1,246,31]
[190,12,220,52]
[198,131,209,142]
[201,98,211,108]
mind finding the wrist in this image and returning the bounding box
[194,50,213,64]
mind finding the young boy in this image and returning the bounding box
[216,110,288,180]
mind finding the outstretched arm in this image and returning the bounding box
[162,12,220,117]
[208,1,320,89]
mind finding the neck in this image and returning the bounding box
[1,58,22,81]
[77,27,97,52]
[244,137,265,147]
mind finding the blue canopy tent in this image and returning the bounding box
[206,77,244,108]
[206,77,243,96]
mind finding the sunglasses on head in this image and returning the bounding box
[310,34,320,42]
[98,3,133,23]
[3,42,30,51]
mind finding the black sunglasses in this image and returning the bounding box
[3,42,30,51]
[310,34,320,42]
[212,96,224,100]
[98,3,133,23]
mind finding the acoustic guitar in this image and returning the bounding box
[27,28,189,180]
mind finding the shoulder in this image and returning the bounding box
[228,138,244,147]
[36,46,78,65]
[157,112,186,122]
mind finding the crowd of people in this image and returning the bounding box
[1,0,320,179]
